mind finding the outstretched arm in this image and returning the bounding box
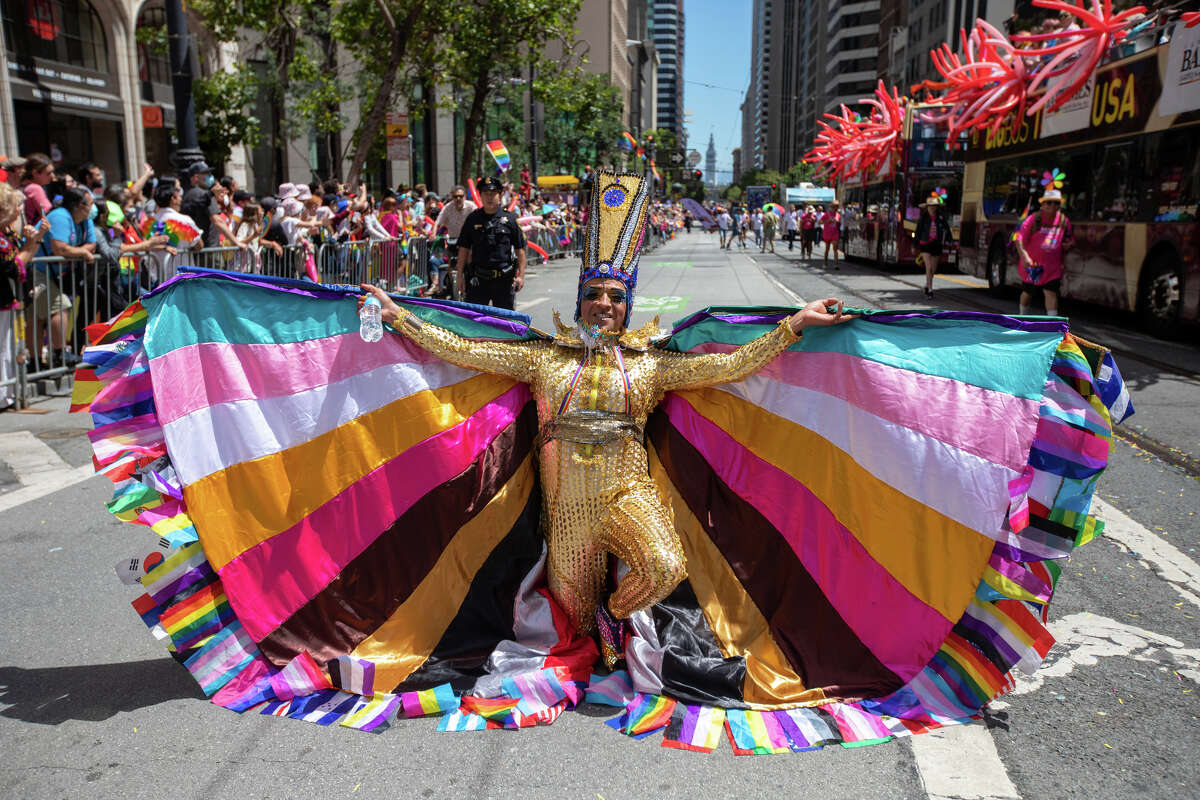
[658,299,854,391]
[359,283,541,382]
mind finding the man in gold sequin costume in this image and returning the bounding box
[361,171,852,650]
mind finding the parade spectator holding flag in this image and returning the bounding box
[486,140,511,174]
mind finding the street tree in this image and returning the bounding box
[333,0,446,188]
[193,63,261,168]
[537,72,623,177]
[443,0,581,184]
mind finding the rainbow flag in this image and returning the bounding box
[71,270,1128,750]
[485,139,510,172]
[150,212,202,248]
[619,131,638,151]
[650,160,661,182]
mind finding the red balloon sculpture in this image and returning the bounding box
[804,81,906,181]
[916,19,1032,138]
[806,1,1154,171]
[1011,0,1147,115]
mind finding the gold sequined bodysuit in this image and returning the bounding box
[392,309,799,633]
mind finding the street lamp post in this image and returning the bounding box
[529,60,538,184]
[164,0,204,170]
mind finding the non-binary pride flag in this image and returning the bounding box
[486,140,510,172]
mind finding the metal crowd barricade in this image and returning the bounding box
[315,237,431,295]
[523,224,582,267]
[17,253,150,403]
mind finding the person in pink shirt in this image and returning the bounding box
[800,205,818,258]
[1013,187,1073,317]
[820,201,841,268]
[21,153,54,225]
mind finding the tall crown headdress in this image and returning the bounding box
[575,170,651,326]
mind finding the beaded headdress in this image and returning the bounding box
[575,170,651,326]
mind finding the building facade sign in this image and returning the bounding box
[7,56,122,119]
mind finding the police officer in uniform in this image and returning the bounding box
[456,176,526,309]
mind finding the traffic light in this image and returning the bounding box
[693,169,702,180]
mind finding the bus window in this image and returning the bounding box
[982,158,1020,217]
[1091,141,1137,222]
[1138,126,1200,223]
[983,148,1093,217]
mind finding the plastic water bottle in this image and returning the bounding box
[360,295,383,342]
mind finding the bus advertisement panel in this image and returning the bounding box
[840,103,966,267]
[959,26,1200,337]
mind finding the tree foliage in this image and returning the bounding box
[537,72,623,176]
[442,0,581,184]
[193,63,261,168]
[189,0,321,180]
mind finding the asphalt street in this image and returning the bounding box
[0,230,1196,799]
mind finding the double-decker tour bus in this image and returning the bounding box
[840,102,967,266]
[959,22,1200,337]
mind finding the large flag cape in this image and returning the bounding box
[73,269,1132,749]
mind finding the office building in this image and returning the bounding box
[879,0,1016,89]
[651,0,684,136]
[824,0,882,113]
[741,0,827,174]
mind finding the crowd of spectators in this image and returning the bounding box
[0,150,692,407]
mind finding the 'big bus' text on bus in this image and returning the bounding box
[839,102,967,267]
[958,21,1200,337]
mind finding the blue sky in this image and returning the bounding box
[680,0,751,183]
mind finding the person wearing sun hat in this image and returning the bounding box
[358,168,854,663]
[1014,172,1073,318]
[917,189,953,298]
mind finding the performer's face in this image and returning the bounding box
[580,278,627,333]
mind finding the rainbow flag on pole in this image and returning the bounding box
[485,140,510,172]
[619,131,638,151]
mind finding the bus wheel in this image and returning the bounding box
[1138,252,1183,338]
[986,240,1007,294]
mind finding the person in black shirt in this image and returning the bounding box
[916,194,953,298]
[180,160,241,249]
[456,176,526,310]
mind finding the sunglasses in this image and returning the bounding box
[452,194,465,199]
[581,287,628,304]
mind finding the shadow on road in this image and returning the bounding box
[0,657,203,725]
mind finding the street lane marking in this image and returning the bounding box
[634,296,689,313]
[0,431,71,486]
[911,724,1021,800]
[1093,497,1200,610]
[0,431,99,513]
[936,274,989,288]
[517,297,548,309]
[0,464,97,514]
[746,255,804,306]
[999,612,1200,697]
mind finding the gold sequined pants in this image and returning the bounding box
[547,480,686,633]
